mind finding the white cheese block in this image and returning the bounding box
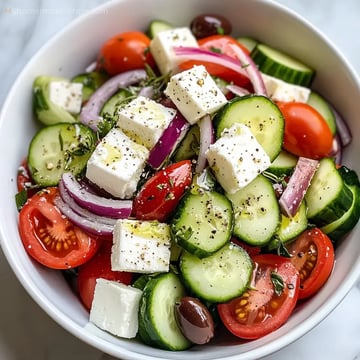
[89,279,142,339]
[261,73,311,103]
[86,127,149,199]
[117,96,176,149]
[48,81,83,114]
[150,27,199,75]
[111,219,171,273]
[206,123,271,193]
[164,65,228,124]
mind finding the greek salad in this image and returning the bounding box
[15,13,360,350]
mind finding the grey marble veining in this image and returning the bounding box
[0,0,360,359]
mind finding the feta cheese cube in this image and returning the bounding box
[89,279,142,338]
[117,96,176,149]
[86,127,149,199]
[164,65,228,124]
[49,81,83,114]
[111,219,171,273]
[206,123,271,193]
[261,73,311,103]
[150,27,198,75]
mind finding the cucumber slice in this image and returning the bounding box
[170,190,233,258]
[71,71,108,102]
[147,20,173,38]
[251,43,315,87]
[28,123,97,186]
[180,242,253,302]
[138,272,191,351]
[321,184,360,242]
[237,36,258,52]
[172,124,200,162]
[267,201,308,250]
[307,91,336,135]
[267,150,298,177]
[305,158,354,226]
[213,95,284,161]
[226,174,281,246]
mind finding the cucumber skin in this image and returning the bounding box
[138,272,191,351]
[305,158,354,227]
[213,95,284,162]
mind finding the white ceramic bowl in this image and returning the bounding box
[1,0,360,359]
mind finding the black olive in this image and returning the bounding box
[175,296,215,344]
[190,14,232,39]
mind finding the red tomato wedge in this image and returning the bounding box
[18,187,101,270]
[178,35,252,89]
[277,101,333,159]
[97,31,153,75]
[217,254,300,339]
[286,228,335,299]
[132,160,193,222]
[77,241,133,311]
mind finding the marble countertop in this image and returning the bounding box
[1,0,360,359]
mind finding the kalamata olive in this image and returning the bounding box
[175,296,215,344]
[190,14,232,39]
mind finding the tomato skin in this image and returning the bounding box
[97,31,153,75]
[132,160,193,222]
[277,102,333,159]
[179,35,251,89]
[19,187,101,270]
[77,241,133,311]
[17,158,38,198]
[286,228,335,299]
[217,254,299,340]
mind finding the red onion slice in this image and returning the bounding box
[226,84,250,97]
[79,69,147,132]
[61,172,132,218]
[279,157,319,217]
[329,134,343,165]
[58,180,117,226]
[173,46,249,78]
[228,44,267,96]
[196,114,214,174]
[54,196,114,238]
[332,106,352,147]
[147,112,190,169]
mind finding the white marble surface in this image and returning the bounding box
[1,0,360,359]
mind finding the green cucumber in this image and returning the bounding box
[321,184,360,241]
[267,201,308,250]
[138,272,191,351]
[307,91,337,135]
[251,43,315,87]
[71,71,108,102]
[267,150,298,177]
[147,20,173,38]
[170,190,233,258]
[180,242,253,302]
[173,124,199,161]
[237,36,258,53]
[305,158,354,226]
[213,95,284,161]
[226,174,281,246]
[28,123,97,186]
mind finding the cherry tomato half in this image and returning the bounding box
[77,241,133,311]
[179,35,252,89]
[217,254,299,339]
[286,228,335,300]
[132,160,193,222]
[19,187,101,270]
[97,31,153,75]
[277,101,333,159]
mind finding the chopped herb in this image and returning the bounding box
[271,271,285,296]
[15,190,28,211]
[210,46,222,54]
[216,26,225,35]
